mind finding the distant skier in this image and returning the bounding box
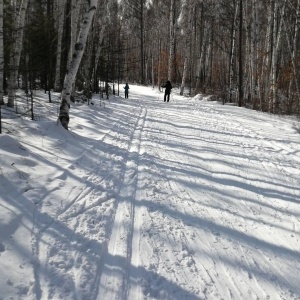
[124,83,129,99]
[161,80,172,102]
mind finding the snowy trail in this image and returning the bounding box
[97,102,147,299]
[107,88,299,299]
[23,97,147,299]
[1,86,300,300]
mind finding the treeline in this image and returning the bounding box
[0,0,299,128]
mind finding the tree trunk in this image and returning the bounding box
[7,0,30,107]
[54,0,67,92]
[67,0,82,72]
[0,0,4,105]
[238,0,243,107]
[228,0,239,103]
[258,1,272,111]
[151,51,154,88]
[168,0,175,81]
[59,0,98,130]
[287,0,300,114]
[157,36,162,91]
[180,0,194,95]
[140,0,145,84]
[269,0,286,113]
[90,25,106,91]
[250,0,258,108]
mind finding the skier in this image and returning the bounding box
[124,83,129,99]
[161,80,172,102]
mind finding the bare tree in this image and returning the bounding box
[0,0,4,105]
[168,0,175,81]
[59,0,99,129]
[7,0,30,107]
[180,0,195,95]
[54,0,67,92]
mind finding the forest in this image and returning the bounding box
[0,0,300,129]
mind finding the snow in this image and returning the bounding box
[0,85,300,300]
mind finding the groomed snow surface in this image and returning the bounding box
[0,85,300,300]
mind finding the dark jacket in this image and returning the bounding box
[162,81,172,93]
[124,83,129,91]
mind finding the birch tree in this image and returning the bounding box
[53,0,67,92]
[59,0,98,130]
[248,0,258,108]
[228,0,239,102]
[0,0,4,105]
[269,0,287,113]
[287,0,300,113]
[7,0,30,107]
[168,0,175,81]
[180,0,194,95]
[238,0,243,107]
[85,0,110,93]
[67,0,83,72]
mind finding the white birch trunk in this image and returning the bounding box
[180,0,194,95]
[269,0,277,112]
[54,0,67,92]
[67,0,83,99]
[205,31,212,89]
[90,25,106,90]
[228,1,239,102]
[195,23,208,92]
[67,0,82,72]
[168,0,175,81]
[258,1,273,110]
[82,4,107,94]
[250,0,258,107]
[7,0,30,107]
[157,36,162,91]
[59,0,98,129]
[269,0,286,112]
[82,35,94,91]
[0,0,4,104]
[151,51,154,88]
[287,0,300,112]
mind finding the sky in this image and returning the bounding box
[0,85,300,300]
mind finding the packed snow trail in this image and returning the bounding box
[95,86,300,300]
[0,85,299,300]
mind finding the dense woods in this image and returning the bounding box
[1,0,300,128]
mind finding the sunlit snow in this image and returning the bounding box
[0,85,299,299]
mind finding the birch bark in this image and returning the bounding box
[0,0,4,105]
[195,21,208,92]
[228,1,239,103]
[59,0,98,129]
[287,0,300,113]
[250,0,258,108]
[180,0,194,95]
[54,0,67,92]
[238,0,243,107]
[168,0,175,81]
[67,0,82,72]
[83,5,107,93]
[90,25,106,90]
[258,1,273,110]
[7,0,30,107]
[269,0,286,113]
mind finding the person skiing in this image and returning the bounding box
[124,83,129,99]
[161,80,172,102]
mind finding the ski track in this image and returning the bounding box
[97,103,146,300]
[126,98,300,300]
[29,99,146,299]
[25,88,300,300]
